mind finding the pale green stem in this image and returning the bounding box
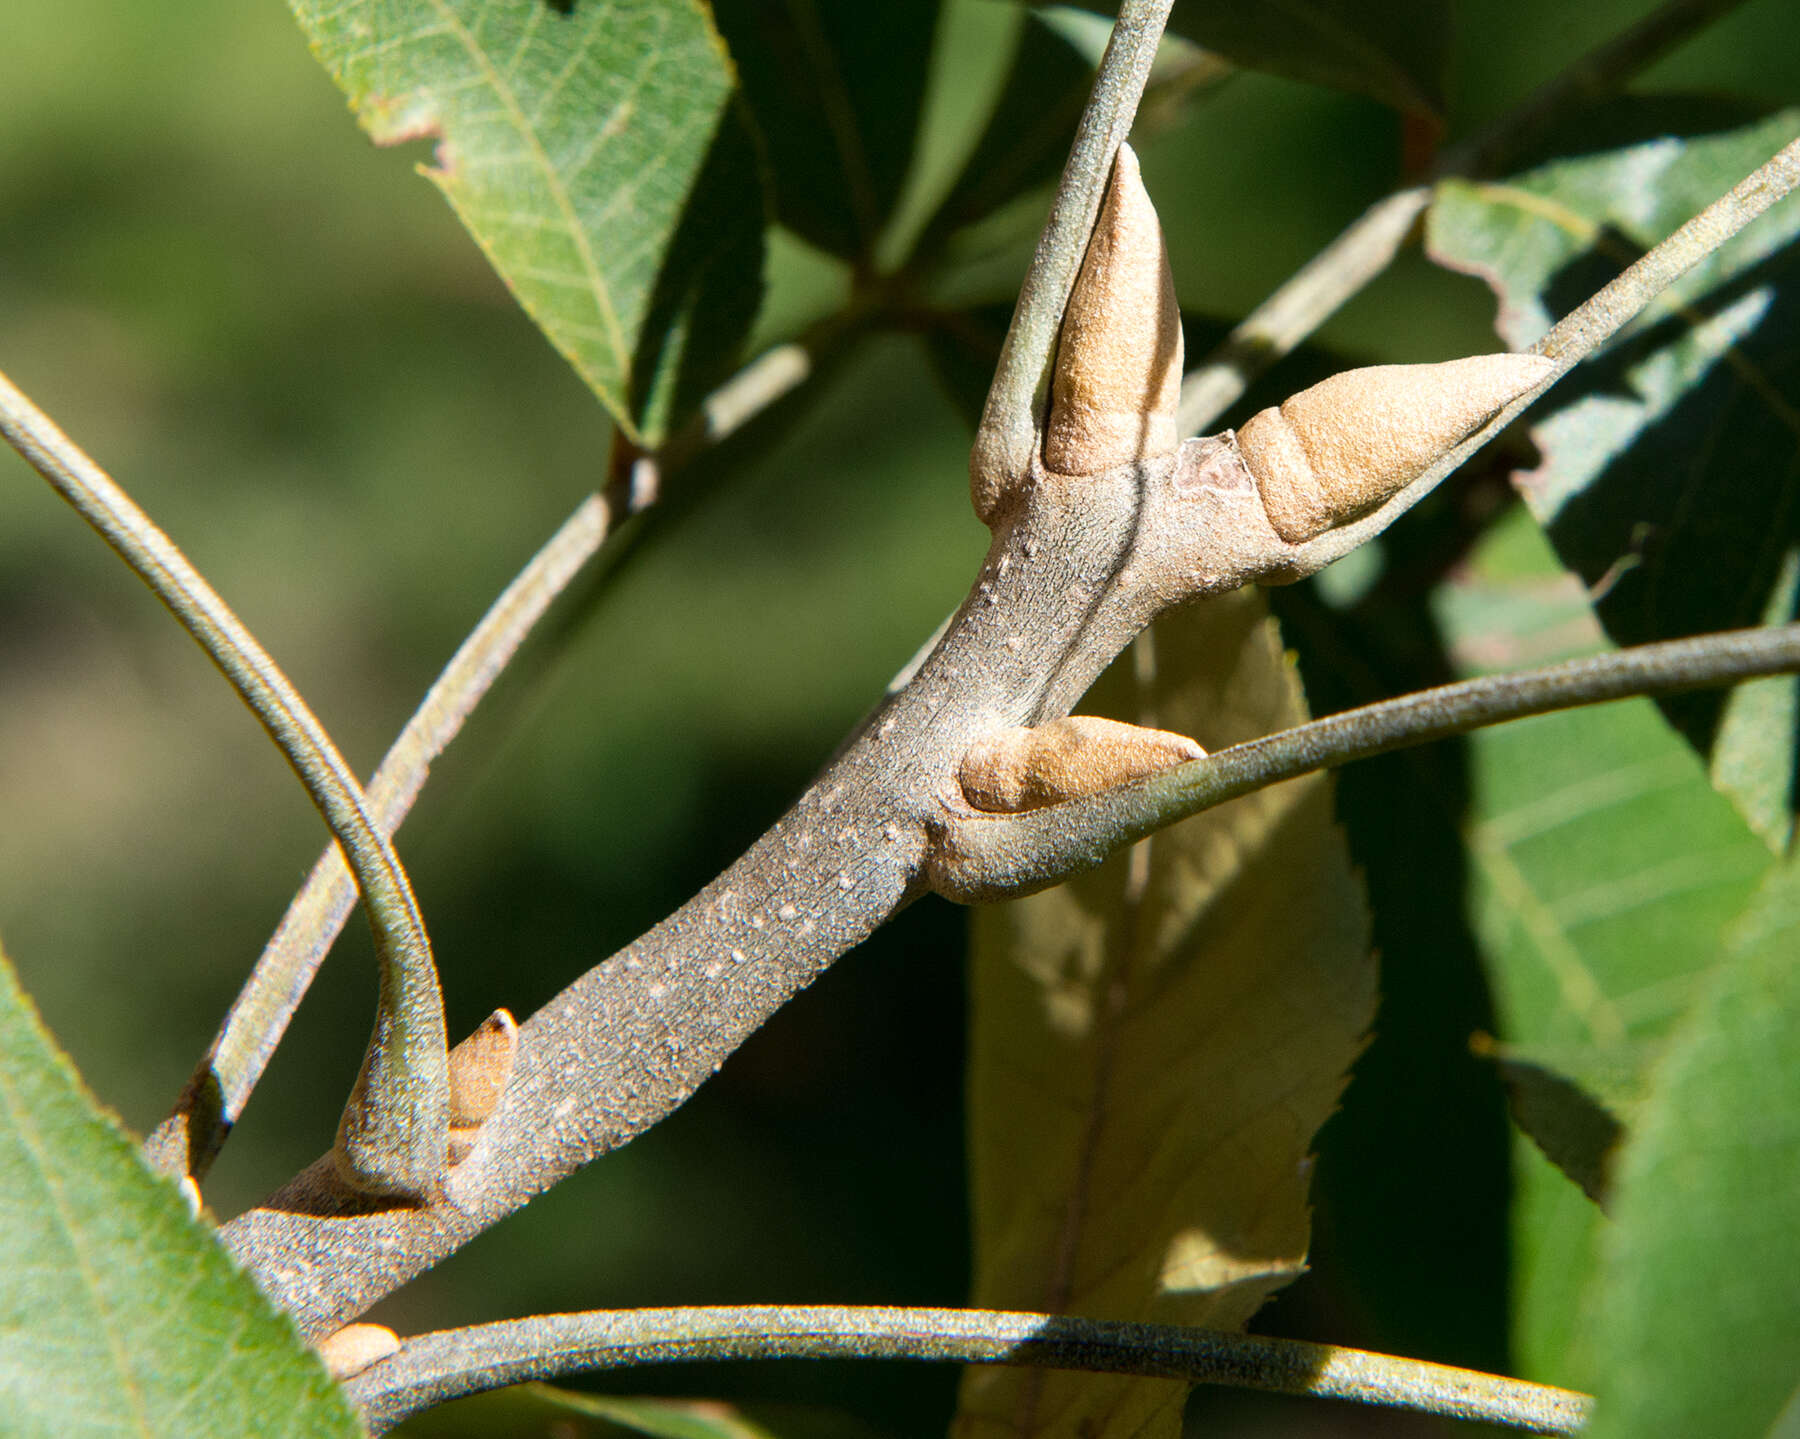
[0,369,448,1200]
[142,495,608,1183]
[344,1304,1590,1436]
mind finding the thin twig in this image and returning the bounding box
[969,0,1174,500]
[0,368,449,1201]
[1176,0,1755,438]
[1531,131,1800,362]
[345,1305,1590,1436]
[1174,624,1800,814]
[943,625,1800,899]
[1289,132,1800,573]
[142,495,609,1183]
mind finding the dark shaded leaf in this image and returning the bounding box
[1427,110,1800,850]
[288,0,765,443]
[921,13,1097,248]
[711,0,940,263]
[0,944,361,1439]
[1473,1035,1625,1207]
[1064,0,1447,116]
[918,302,1013,432]
[1269,558,1516,1376]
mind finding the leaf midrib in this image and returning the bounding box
[425,0,633,401]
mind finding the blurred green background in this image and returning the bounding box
[1,2,1794,1433]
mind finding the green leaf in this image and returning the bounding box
[1065,0,1447,116]
[392,1382,880,1438]
[0,943,362,1439]
[955,590,1375,1439]
[1585,857,1800,1439]
[1430,510,1777,1384]
[710,0,940,264]
[1426,110,1800,850]
[286,0,765,444]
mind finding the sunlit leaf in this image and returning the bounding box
[954,590,1374,1439]
[1585,857,1800,1439]
[711,0,939,263]
[1430,510,1776,1384]
[0,943,362,1439]
[287,0,765,444]
[1427,110,1800,849]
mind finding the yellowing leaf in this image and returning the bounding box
[955,590,1374,1439]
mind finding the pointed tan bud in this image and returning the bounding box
[960,716,1204,814]
[317,1322,401,1381]
[1237,352,1555,543]
[1043,145,1184,476]
[446,1008,517,1165]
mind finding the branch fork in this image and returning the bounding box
[218,122,1577,1335]
[208,16,1800,1380]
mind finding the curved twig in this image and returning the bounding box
[0,369,449,1201]
[141,495,608,1183]
[345,1305,1590,1436]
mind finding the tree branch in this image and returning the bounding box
[141,495,609,1184]
[218,75,1798,1342]
[0,368,449,1201]
[344,1305,1590,1437]
[932,625,1800,901]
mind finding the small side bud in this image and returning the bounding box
[316,1323,401,1381]
[960,716,1204,814]
[1237,353,1554,543]
[1043,145,1184,476]
[446,1008,517,1166]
